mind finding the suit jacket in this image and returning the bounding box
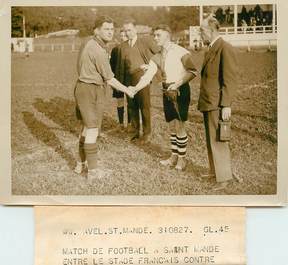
[110,44,123,80]
[119,36,160,85]
[198,37,237,112]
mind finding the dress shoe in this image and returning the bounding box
[212,181,229,191]
[130,134,140,142]
[126,123,134,133]
[175,157,187,171]
[139,134,152,145]
[74,161,88,174]
[200,173,216,180]
[160,154,178,167]
[116,124,125,132]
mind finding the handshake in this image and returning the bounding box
[124,86,138,98]
[122,64,149,98]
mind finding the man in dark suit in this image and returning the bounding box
[120,19,160,143]
[110,28,130,131]
[198,16,238,190]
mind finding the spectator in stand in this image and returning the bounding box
[240,5,249,24]
[241,19,247,32]
[225,7,231,24]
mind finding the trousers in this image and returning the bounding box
[127,70,151,136]
[203,110,232,182]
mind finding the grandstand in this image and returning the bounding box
[190,4,277,50]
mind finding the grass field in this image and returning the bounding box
[11,49,277,195]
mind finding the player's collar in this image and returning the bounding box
[93,35,109,52]
[163,41,173,51]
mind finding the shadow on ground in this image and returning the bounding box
[22,111,76,169]
[33,97,122,135]
[33,97,173,159]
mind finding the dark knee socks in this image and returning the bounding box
[117,106,124,124]
[78,136,86,162]
[84,143,98,170]
[127,106,131,124]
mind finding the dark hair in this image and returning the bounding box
[94,15,114,29]
[154,24,172,34]
[123,18,137,26]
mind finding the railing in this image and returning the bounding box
[219,25,278,35]
[33,43,81,52]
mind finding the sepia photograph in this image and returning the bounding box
[1,0,285,204]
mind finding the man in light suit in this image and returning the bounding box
[198,16,238,190]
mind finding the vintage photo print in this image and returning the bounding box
[0,0,287,205]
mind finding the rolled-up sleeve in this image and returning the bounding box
[140,60,158,84]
